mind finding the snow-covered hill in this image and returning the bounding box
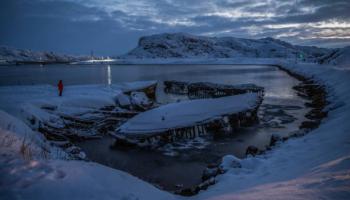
[0,46,87,63]
[123,33,330,61]
[318,46,350,68]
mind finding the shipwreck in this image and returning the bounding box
[112,81,264,147]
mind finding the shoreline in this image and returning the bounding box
[174,64,329,196]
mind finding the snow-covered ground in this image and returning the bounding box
[0,81,156,118]
[0,59,349,199]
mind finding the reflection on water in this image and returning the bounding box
[107,65,112,85]
[0,64,308,192]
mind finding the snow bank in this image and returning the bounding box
[0,110,67,160]
[0,154,175,200]
[0,81,157,122]
[219,155,242,171]
[118,93,260,135]
[0,109,173,200]
[0,110,45,151]
[60,96,116,110]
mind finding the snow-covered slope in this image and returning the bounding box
[0,120,173,200]
[0,46,86,63]
[123,33,330,61]
[318,46,350,68]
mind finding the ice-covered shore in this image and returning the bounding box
[194,60,350,200]
[0,59,349,200]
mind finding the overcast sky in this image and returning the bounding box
[1,0,350,55]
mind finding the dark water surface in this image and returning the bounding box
[0,64,309,191]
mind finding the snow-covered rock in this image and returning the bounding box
[122,33,330,61]
[115,93,131,108]
[20,103,64,129]
[219,155,242,171]
[130,91,152,110]
[319,46,350,68]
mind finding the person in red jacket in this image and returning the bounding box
[58,80,63,96]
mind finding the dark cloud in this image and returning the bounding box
[0,0,349,55]
[276,2,350,23]
[0,0,148,55]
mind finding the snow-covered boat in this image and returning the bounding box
[115,92,263,141]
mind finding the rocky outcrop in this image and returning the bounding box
[318,46,350,68]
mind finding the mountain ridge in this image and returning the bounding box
[0,46,89,63]
[122,33,331,61]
